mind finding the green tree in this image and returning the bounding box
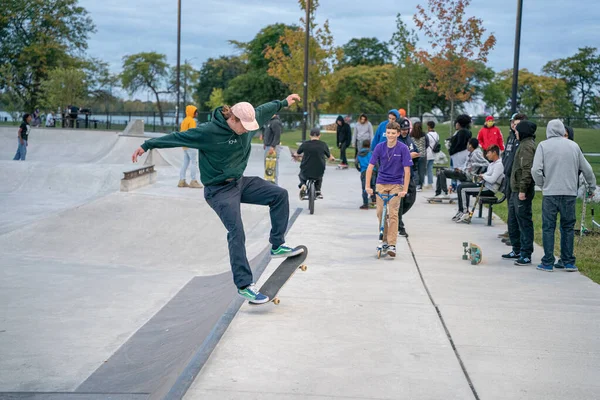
[265,0,341,124]
[206,88,224,110]
[328,65,401,114]
[230,23,298,71]
[195,56,247,111]
[482,79,507,115]
[121,52,170,127]
[491,69,574,117]
[39,67,88,110]
[170,62,200,108]
[0,0,95,111]
[389,13,423,115]
[542,47,600,116]
[226,23,296,105]
[223,71,289,106]
[339,38,392,68]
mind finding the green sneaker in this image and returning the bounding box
[270,244,304,258]
[237,284,269,304]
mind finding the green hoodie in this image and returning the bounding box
[141,99,288,186]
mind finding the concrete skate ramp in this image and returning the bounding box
[0,190,273,393]
[0,127,121,163]
[0,161,125,234]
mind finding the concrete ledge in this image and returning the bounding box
[120,165,157,192]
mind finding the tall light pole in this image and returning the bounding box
[301,0,310,142]
[511,0,523,114]
[175,0,182,125]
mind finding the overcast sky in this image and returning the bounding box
[80,0,599,99]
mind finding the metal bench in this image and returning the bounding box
[477,192,507,226]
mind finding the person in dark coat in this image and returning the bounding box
[336,115,352,168]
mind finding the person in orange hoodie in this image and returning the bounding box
[477,116,505,152]
[179,105,203,188]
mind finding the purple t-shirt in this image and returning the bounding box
[369,141,413,185]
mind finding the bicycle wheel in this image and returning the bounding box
[309,181,316,215]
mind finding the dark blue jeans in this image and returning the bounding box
[360,171,376,206]
[204,176,289,289]
[541,196,577,266]
[508,190,535,258]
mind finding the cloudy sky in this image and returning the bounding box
[80,0,599,99]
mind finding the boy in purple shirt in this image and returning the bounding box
[365,121,413,256]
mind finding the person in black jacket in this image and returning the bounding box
[397,118,420,237]
[498,113,527,245]
[447,114,472,192]
[336,115,352,168]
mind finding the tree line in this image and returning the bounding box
[1,0,599,128]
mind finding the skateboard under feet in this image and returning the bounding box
[250,245,308,305]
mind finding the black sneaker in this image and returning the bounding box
[398,227,408,237]
[502,251,520,260]
[514,257,532,266]
[316,191,323,199]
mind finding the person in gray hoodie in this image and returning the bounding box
[532,119,596,272]
[352,113,374,149]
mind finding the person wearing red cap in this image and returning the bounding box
[477,116,505,152]
[131,94,303,304]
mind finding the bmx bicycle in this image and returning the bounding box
[300,178,319,215]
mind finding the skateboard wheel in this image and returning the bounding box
[273,298,280,305]
[299,265,307,271]
[462,242,468,247]
[377,249,381,259]
[462,255,468,260]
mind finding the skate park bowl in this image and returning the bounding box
[0,126,301,399]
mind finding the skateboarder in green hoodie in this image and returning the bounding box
[132,94,303,304]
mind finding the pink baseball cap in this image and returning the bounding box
[231,102,259,131]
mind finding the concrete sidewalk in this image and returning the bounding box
[185,162,600,399]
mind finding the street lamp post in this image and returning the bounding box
[511,0,523,114]
[175,0,182,125]
[301,0,310,142]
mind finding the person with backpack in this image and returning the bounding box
[357,139,375,210]
[425,121,440,189]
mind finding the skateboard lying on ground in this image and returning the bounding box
[264,151,277,183]
[426,196,456,204]
[462,242,483,265]
[251,245,308,305]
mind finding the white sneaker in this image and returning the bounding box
[452,211,463,221]
[457,213,471,223]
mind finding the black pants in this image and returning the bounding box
[435,169,468,195]
[299,172,323,192]
[340,143,349,165]
[398,178,417,229]
[360,171,377,205]
[457,182,494,212]
[204,176,289,289]
[508,189,535,258]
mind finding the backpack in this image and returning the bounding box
[428,132,441,153]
